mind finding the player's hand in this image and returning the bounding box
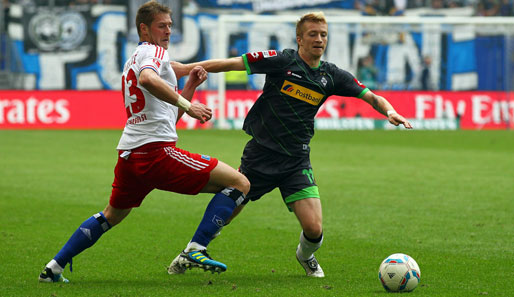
[186,102,212,124]
[186,66,208,88]
[389,113,413,129]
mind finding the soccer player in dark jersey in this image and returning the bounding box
[168,11,412,277]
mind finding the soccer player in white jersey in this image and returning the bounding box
[39,1,249,283]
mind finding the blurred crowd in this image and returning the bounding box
[3,0,127,6]
[355,0,513,16]
[2,0,513,16]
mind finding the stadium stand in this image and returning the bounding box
[0,0,512,90]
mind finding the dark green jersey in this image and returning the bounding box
[242,48,369,156]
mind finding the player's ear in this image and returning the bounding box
[140,23,149,36]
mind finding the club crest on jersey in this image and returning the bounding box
[247,50,277,63]
[280,80,324,106]
[321,76,327,86]
[212,215,225,228]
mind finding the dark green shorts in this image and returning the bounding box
[240,139,320,211]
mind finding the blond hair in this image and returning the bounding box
[136,0,172,37]
[296,12,327,37]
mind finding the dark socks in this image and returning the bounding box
[54,212,111,270]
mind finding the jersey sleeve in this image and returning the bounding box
[242,50,289,75]
[331,65,369,98]
[137,45,167,76]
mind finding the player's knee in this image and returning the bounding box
[103,205,130,227]
[103,211,120,227]
[303,223,323,239]
[234,172,250,195]
[220,185,247,206]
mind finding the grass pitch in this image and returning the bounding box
[0,129,513,297]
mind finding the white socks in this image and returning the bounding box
[185,241,207,252]
[296,231,323,261]
[46,259,64,274]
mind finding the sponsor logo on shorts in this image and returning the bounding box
[280,80,324,106]
[201,155,211,161]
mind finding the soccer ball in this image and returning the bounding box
[378,253,421,292]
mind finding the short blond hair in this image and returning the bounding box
[296,12,327,37]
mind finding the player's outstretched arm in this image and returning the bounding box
[171,57,245,77]
[176,66,208,121]
[361,91,413,129]
[139,68,212,123]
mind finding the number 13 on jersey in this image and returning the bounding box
[122,68,146,118]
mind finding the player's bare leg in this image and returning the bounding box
[102,204,132,226]
[290,198,325,277]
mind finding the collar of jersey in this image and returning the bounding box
[311,61,321,70]
[295,50,322,70]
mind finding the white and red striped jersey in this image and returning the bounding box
[117,42,179,150]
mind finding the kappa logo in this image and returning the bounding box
[388,273,396,279]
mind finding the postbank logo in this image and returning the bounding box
[280,80,324,106]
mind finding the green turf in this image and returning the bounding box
[0,129,513,296]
